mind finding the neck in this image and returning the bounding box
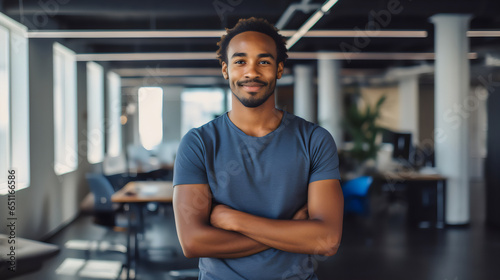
[228,94,283,137]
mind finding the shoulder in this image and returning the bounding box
[283,112,333,141]
[310,126,334,142]
[181,114,227,143]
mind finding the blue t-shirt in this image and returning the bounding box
[173,111,341,280]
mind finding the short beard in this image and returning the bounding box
[232,89,274,108]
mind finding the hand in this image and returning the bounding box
[292,204,309,220]
[210,204,237,231]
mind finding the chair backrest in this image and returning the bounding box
[105,173,132,192]
[342,176,373,215]
[342,176,373,198]
[86,173,116,212]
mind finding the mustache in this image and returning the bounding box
[237,79,268,87]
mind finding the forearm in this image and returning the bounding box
[179,223,269,258]
[230,211,341,256]
[173,184,269,259]
[210,180,343,256]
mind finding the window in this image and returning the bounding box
[107,72,122,157]
[86,62,104,164]
[0,13,29,194]
[53,43,77,175]
[181,88,225,136]
[138,87,163,150]
[0,25,10,194]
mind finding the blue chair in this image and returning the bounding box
[86,173,124,227]
[342,176,373,216]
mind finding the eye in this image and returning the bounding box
[259,60,271,65]
[234,60,245,64]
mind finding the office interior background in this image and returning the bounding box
[1,0,500,279]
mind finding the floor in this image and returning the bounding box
[9,180,500,280]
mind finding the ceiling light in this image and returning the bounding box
[75,51,478,62]
[113,67,291,77]
[289,52,478,60]
[296,30,427,37]
[286,0,340,49]
[113,68,223,77]
[28,30,226,38]
[75,52,215,61]
[467,30,500,37]
[321,0,339,12]
[28,29,426,39]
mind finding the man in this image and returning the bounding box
[173,17,343,279]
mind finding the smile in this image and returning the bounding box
[242,84,264,92]
[238,80,267,92]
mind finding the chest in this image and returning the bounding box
[204,132,311,218]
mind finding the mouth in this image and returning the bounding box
[242,84,264,92]
[238,81,267,92]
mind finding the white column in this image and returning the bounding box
[318,56,343,147]
[294,64,315,122]
[398,75,419,145]
[163,86,183,143]
[430,14,472,225]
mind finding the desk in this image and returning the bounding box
[112,181,174,280]
[374,172,447,229]
[112,181,174,203]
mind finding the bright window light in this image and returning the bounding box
[138,87,163,150]
[86,62,105,164]
[0,14,30,194]
[107,72,122,157]
[9,31,30,191]
[0,25,10,194]
[53,43,77,175]
[181,88,225,136]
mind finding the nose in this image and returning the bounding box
[244,61,260,79]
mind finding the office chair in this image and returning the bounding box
[86,173,124,227]
[83,173,129,255]
[342,176,373,216]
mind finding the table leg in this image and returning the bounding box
[124,203,144,280]
[126,203,132,280]
[135,204,140,263]
[436,180,446,228]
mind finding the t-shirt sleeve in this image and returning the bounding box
[308,127,341,183]
[173,129,209,187]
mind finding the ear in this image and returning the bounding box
[276,61,284,79]
[222,62,229,80]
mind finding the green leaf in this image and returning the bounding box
[343,94,387,163]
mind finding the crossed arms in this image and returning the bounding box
[172,179,343,259]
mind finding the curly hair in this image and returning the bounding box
[216,17,288,66]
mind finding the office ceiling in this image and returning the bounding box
[2,0,500,84]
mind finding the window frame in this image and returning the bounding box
[0,13,30,194]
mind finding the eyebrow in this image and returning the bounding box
[231,52,275,60]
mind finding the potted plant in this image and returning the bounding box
[342,95,387,176]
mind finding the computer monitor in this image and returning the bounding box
[392,132,412,162]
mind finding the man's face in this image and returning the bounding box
[222,31,284,108]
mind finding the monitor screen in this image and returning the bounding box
[392,132,412,162]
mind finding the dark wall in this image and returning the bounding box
[418,83,435,146]
[486,88,500,228]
